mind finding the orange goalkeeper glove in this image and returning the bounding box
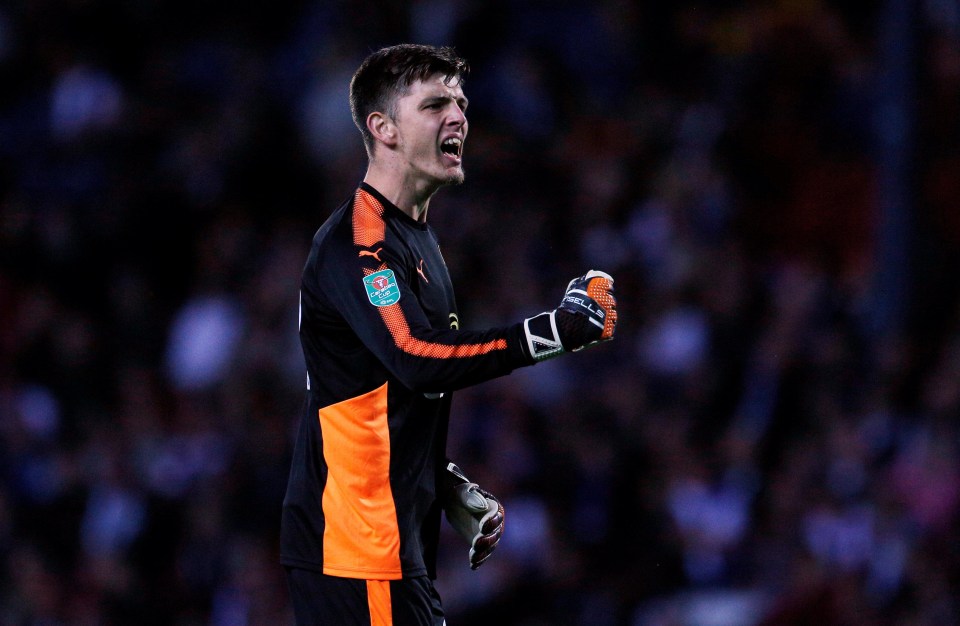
[523,270,617,361]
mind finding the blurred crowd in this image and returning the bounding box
[1,1,959,624]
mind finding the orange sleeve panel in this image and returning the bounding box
[360,264,508,359]
[354,189,386,248]
[378,302,508,358]
[318,383,403,579]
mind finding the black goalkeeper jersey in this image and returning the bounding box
[281,183,531,580]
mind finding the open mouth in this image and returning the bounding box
[440,137,463,159]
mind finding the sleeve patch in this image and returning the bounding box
[363,269,401,307]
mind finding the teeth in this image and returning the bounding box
[441,137,462,157]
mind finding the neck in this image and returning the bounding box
[363,161,437,223]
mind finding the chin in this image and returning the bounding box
[424,165,465,188]
[444,167,465,186]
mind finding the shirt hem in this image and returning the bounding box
[280,556,427,580]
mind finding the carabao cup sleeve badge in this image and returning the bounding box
[363,269,401,307]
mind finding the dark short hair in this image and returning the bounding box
[350,44,469,153]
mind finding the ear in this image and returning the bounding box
[367,112,398,148]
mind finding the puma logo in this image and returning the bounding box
[358,247,383,262]
[416,259,429,283]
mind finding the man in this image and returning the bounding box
[281,44,617,625]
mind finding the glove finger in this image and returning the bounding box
[469,528,503,569]
[476,489,503,529]
[584,269,613,282]
[470,546,495,570]
[585,278,616,339]
[473,525,503,552]
[472,511,504,553]
[469,546,497,570]
[479,507,504,535]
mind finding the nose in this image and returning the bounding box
[447,104,467,128]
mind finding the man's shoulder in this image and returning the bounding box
[311,194,357,244]
[309,187,423,266]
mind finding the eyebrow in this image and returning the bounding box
[421,94,469,110]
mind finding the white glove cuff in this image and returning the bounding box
[523,311,564,361]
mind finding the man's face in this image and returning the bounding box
[389,74,468,188]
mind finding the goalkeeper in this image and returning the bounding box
[280,43,618,626]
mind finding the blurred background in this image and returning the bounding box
[1,0,959,624]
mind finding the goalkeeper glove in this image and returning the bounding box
[441,463,505,570]
[523,270,617,361]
